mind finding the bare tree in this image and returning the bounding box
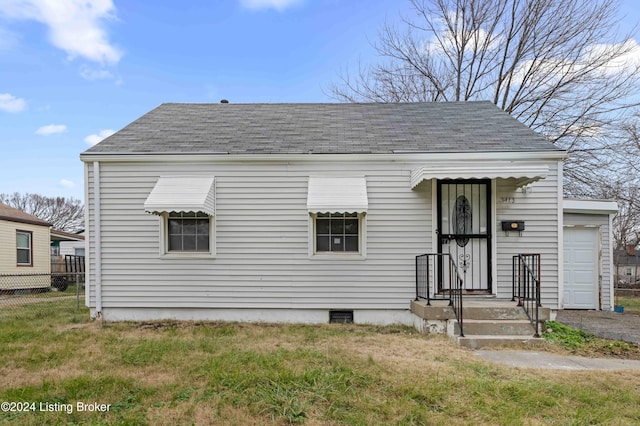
[609,113,640,249]
[328,0,640,194]
[0,193,84,232]
[592,179,640,248]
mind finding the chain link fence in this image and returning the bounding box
[0,272,86,319]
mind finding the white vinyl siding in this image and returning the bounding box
[59,240,85,257]
[494,161,561,308]
[84,157,561,314]
[85,161,433,310]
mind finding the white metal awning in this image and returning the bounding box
[410,162,550,189]
[144,176,215,215]
[307,176,368,213]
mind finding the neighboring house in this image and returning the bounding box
[50,229,85,275]
[614,245,640,285]
[51,229,85,257]
[0,202,51,291]
[80,101,617,324]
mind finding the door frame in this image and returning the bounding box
[436,179,492,293]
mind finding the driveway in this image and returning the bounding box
[555,310,640,345]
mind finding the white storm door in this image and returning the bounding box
[438,180,491,292]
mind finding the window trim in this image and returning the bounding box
[158,212,216,259]
[308,212,367,260]
[16,230,33,267]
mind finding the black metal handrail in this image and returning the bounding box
[512,254,541,337]
[416,253,465,337]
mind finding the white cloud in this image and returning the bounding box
[0,0,122,64]
[36,124,67,135]
[80,65,114,80]
[59,179,75,188]
[583,39,640,75]
[84,129,115,146]
[510,39,640,87]
[238,0,303,12]
[0,93,26,112]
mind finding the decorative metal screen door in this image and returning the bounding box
[437,180,492,292]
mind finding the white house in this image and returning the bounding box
[80,102,616,327]
[51,229,85,258]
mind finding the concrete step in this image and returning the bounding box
[464,307,530,320]
[451,319,538,336]
[410,300,551,322]
[456,335,542,349]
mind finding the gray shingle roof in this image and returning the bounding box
[84,101,562,155]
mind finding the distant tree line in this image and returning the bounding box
[1,192,84,233]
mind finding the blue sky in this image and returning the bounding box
[1,0,639,202]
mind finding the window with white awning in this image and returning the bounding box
[144,176,216,256]
[144,176,215,215]
[306,176,368,213]
[307,177,368,256]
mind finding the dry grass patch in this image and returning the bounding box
[3,301,640,424]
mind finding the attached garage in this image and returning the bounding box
[562,200,618,310]
[563,227,599,308]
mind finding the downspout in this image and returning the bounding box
[556,160,564,311]
[608,212,615,311]
[93,161,102,317]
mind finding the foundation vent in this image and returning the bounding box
[329,310,354,324]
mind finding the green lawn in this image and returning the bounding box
[1,300,640,425]
[616,295,640,315]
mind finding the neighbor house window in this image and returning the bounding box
[167,212,210,252]
[16,230,33,266]
[315,213,360,253]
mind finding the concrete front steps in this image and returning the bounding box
[411,298,551,349]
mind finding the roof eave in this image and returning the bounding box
[80,150,567,163]
[0,215,52,227]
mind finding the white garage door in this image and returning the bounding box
[563,227,598,309]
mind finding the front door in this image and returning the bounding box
[437,180,492,292]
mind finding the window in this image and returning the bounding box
[316,213,359,252]
[75,248,86,257]
[16,231,32,266]
[167,212,211,252]
[306,176,368,258]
